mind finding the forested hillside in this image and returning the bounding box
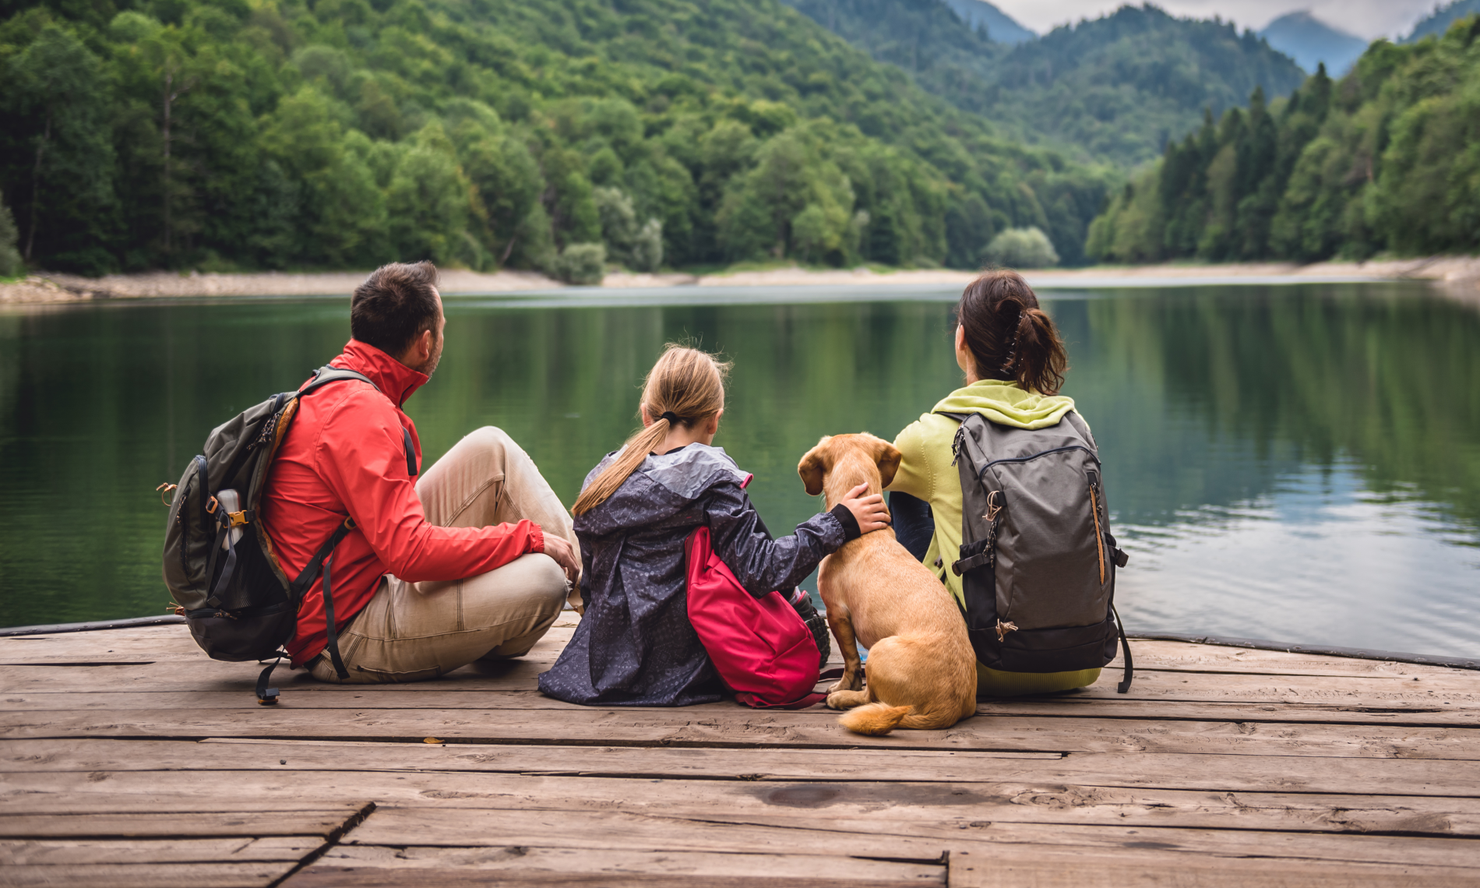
[1087,15,1480,263]
[0,0,1114,276]
[1406,0,1480,42]
[778,2,1306,166]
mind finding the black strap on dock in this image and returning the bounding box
[256,656,282,705]
[322,553,348,680]
[1113,603,1134,694]
[287,517,356,683]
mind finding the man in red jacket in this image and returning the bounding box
[262,261,581,682]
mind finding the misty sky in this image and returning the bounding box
[991,1,1444,40]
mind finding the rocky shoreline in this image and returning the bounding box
[4,257,1478,306]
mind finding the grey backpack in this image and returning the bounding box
[944,410,1133,692]
[161,367,417,703]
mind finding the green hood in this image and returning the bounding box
[931,380,1075,430]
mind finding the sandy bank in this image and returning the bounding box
[3,256,1477,305]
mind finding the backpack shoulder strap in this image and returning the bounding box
[1061,410,1097,450]
[296,367,417,476]
[300,366,376,397]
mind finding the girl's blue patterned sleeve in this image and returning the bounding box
[706,481,847,598]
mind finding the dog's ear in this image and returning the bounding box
[872,437,903,490]
[797,437,831,497]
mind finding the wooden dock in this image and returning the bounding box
[2,618,1478,887]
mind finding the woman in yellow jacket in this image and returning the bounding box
[887,269,1101,696]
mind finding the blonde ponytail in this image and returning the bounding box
[572,344,732,516]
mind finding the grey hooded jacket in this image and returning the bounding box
[538,444,855,706]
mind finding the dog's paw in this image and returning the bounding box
[826,689,868,710]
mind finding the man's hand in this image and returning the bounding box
[840,483,891,534]
[543,533,581,584]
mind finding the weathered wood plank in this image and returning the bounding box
[288,868,929,888]
[0,810,359,839]
[4,707,1477,758]
[3,685,1473,731]
[947,847,1480,888]
[289,845,943,886]
[5,769,1478,838]
[0,836,317,864]
[7,666,1476,711]
[343,807,1480,869]
[0,862,295,888]
[8,737,1477,797]
[2,627,1472,681]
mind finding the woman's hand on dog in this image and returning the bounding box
[841,483,892,534]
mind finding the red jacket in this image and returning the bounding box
[263,339,545,666]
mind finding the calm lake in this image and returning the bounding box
[2,282,1478,658]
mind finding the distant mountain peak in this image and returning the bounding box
[938,0,1035,44]
[1258,9,1366,76]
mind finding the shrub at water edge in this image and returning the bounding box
[983,227,1060,268]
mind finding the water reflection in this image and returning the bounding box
[0,283,1475,657]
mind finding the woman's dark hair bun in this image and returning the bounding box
[956,271,1067,395]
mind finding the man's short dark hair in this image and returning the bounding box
[351,262,442,357]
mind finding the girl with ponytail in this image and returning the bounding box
[887,270,1101,696]
[540,344,890,706]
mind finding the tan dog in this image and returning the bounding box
[798,434,977,736]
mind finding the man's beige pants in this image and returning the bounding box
[308,427,577,683]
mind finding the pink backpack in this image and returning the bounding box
[684,526,823,709]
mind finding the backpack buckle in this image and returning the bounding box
[225,510,251,529]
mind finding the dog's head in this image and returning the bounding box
[797,433,902,503]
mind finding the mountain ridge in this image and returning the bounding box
[1258,11,1365,75]
[779,1,1307,167]
[939,0,1034,44]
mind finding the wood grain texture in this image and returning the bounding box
[0,862,297,888]
[0,810,360,838]
[0,836,318,864]
[6,707,1478,759]
[294,844,944,884]
[7,738,1476,796]
[5,769,1479,837]
[948,847,1480,888]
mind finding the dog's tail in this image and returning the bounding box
[838,702,913,736]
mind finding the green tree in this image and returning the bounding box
[3,23,116,273]
[984,226,1059,268]
[717,130,856,264]
[0,187,21,276]
[260,87,389,267]
[385,123,472,264]
[594,186,662,272]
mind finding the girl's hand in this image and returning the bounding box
[841,483,891,534]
